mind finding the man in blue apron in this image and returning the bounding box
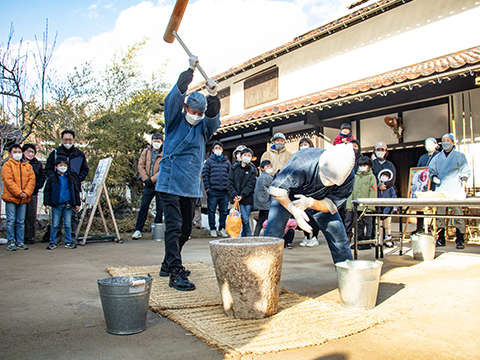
[156,56,220,291]
[264,144,355,264]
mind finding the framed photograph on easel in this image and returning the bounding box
[407,167,431,198]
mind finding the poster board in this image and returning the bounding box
[86,158,112,205]
[407,167,431,198]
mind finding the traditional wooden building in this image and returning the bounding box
[190,0,480,196]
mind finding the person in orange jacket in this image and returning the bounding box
[1,144,36,251]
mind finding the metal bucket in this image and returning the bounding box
[335,260,383,310]
[151,223,165,241]
[411,234,435,261]
[97,275,153,335]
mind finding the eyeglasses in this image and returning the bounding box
[63,138,74,143]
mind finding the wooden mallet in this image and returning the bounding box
[163,0,209,81]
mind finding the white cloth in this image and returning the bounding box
[318,143,355,186]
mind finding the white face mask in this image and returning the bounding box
[152,142,161,150]
[57,166,68,173]
[299,145,309,150]
[63,143,73,150]
[185,112,204,126]
[241,156,252,164]
[12,153,22,161]
[375,151,385,159]
[265,168,273,174]
[425,142,436,153]
[380,176,389,182]
[358,166,368,172]
[214,149,223,156]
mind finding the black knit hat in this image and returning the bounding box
[212,140,223,149]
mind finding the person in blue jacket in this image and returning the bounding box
[264,144,355,264]
[202,140,231,238]
[156,56,220,291]
[429,133,470,249]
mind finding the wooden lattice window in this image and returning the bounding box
[218,87,230,117]
[244,67,278,109]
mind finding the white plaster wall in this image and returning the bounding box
[220,0,480,118]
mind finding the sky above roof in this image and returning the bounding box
[1,0,375,86]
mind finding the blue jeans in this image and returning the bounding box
[207,190,229,230]
[50,204,73,245]
[264,200,353,264]
[5,202,27,244]
[239,204,252,237]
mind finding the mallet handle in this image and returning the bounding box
[173,30,209,81]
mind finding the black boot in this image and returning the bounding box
[456,228,465,249]
[436,228,446,247]
[160,263,191,277]
[169,269,195,291]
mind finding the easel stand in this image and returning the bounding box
[76,183,122,245]
[75,157,122,245]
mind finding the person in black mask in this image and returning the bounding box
[350,139,362,173]
[45,130,89,243]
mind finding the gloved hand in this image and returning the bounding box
[144,178,153,187]
[189,55,198,70]
[288,203,312,233]
[206,78,218,96]
[292,195,315,211]
[433,176,441,185]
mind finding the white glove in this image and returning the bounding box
[206,78,218,96]
[292,195,315,211]
[288,203,312,233]
[433,176,441,185]
[189,55,198,70]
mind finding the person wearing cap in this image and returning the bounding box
[260,133,292,175]
[202,140,231,237]
[412,137,440,235]
[264,144,355,264]
[334,123,354,145]
[232,145,247,164]
[372,141,396,191]
[429,133,470,249]
[132,133,164,240]
[227,148,257,237]
[156,56,220,291]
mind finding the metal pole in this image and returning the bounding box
[469,92,475,193]
[353,203,358,260]
[172,30,209,81]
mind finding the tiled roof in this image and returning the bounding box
[217,46,480,131]
[189,0,411,92]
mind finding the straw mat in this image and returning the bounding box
[106,263,380,358]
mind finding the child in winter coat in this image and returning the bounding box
[377,169,397,247]
[334,123,354,145]
[1,144,36,251]
[253,160,273,236]
[346,156,377,250]
[263,218,297,249]
[44,155,81,250]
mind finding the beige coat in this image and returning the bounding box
[260,146,292,175]
[138,146,162,184]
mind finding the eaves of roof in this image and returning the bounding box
[216,46,480,133]
[189,0,414,92]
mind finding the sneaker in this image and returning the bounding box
[306,237,319,247]
[286,243,293,249]
[132,230,142,240]
[218,229,228,237]
[384,234,392,241]
[25,238,35,244]
[159,263,191,277]
[384,241,394,248]
[169,270,195,291]
[65,243,77,249]
[16,243,28,250]
[210,230,217,237]
[46,244,56,250]
[7,243,17,251]
[299,237,309,247]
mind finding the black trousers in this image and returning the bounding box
[134,185,163,232]
[159,192,195,271]
[25,194,38,239]
[253,210,269,236]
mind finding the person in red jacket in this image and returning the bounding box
[334,123,353,145]
[1,144,36,251]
